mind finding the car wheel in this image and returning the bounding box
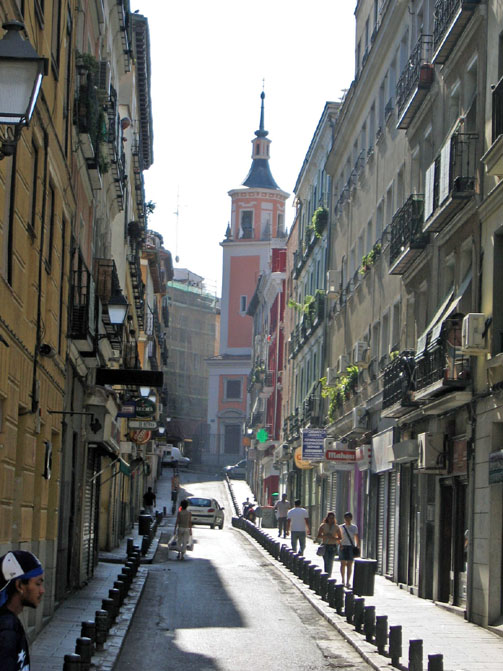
[219,521,224,529]
[210,523,215,529]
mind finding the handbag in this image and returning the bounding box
[316,544,326,556]
[343,524,360,557]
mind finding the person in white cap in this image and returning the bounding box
[0,550,44,670]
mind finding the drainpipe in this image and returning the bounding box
[31,126,49,413]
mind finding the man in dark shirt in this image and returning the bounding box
[0,550,44,671]
[142,486,156,516]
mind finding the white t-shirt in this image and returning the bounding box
[341,522,358,546]
[287,506,309,532]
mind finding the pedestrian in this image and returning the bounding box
[142,486,156,516]
[287,499,310,555]
[274,493,290,538]
[0,550,44,671]
[242,497,251,517]
[340,511,360,588]
[316,512,342,577]
[171,471,180,515]
[174,499,192,560]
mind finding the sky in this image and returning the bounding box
[132,1,356,296]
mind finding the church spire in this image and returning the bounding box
[242,91,281,190]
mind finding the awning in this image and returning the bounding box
[416,269,472,356]
[95,368,163,388]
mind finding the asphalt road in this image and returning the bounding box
[115,469,372,670]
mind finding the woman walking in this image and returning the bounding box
[317,512,342,577]
[340,511,360,587]
[174,499,192,560]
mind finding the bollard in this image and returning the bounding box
[308,564,317,590]
[353,597,365,632]
[313,567,323,594]
[428,654,443,671]
[363,605,375,643]
[302,561,312,585]
[126,538,135,556]
[320,573,329,601]
[409,639,423,671]
[75,637,92,671]
[327,578,337,607]
[141,535,150,556]
[334,583,344,614]
[114,579,126,605]
[63,653,82,670]
[345,591,355,624]
[101,598,115,624]
[163,505,167,516]
[80,621,95,654]
[389,625,402,667]
[108,588,121,617]
[375,614,388,655]
[94,610,108,649]
[121,567,132,588]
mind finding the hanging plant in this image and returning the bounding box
[288,294,315,314]
[310,207,329,238]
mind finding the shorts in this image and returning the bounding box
[339,545,355,561]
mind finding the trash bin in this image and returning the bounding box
[352,558,377,596]
[261,506,276,528]
[138,514,152,536]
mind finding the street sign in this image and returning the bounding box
[134,397,156,418]
[128,419,158,430]
[302,428,326,461]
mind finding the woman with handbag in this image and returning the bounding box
[174,499,192,560]
[316,512,342,577]
[340,511,360,588]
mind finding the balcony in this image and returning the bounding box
[414,317,471,404]
[382,351,418,418]
[259,370,275,399]
[423,131,478,234]
[127,253,145,330]
[69,262,96,352]
[389,194,429,275]
[396,35,434,130]
[432,0,480,65]
[105,86,126,211]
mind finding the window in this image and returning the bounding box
[376,200,384,239]
[30,142,39,239]
[240,295,247,313]
[51,0,62,76]
[46,184,56,270]
[225,379,242,400]
[392,302,401,351]
[224,425,241,454]
[240,211,253,238]
[493,233,503,353]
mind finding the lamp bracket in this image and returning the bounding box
[0,125,21,160]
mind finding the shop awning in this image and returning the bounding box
[95,368,163,387]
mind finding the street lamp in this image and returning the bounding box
[107,291,128,325]
[0,21,48,158]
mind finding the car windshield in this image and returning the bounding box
[187,498,212,507]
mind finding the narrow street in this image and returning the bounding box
[115,469,372,670]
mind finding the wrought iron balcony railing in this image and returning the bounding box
[433,0,480,65]
[396,34,433,129]
[382,351,416,411]
[69,262,96,347]
[389,194,428,273]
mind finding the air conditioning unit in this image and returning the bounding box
[326,367,338,386]
[326,269,342,297]
[353,341,369,367]
[417,432,445,470]
[336,354,349,374]
[351,405,367,432]
[324,437,344,451]
[462,313,487,354]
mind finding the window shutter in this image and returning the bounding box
[424,162,435,221]
[439,137,451,205]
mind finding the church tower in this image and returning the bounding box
[206,92,289,465]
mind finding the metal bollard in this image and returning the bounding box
[101,598,115,625]
[75,637,92,671]
[334,583,344,614]
[80,621,95,654]
[126,538,135,556]
[389,625,402,667]
[121,567,132,587]
[308,564,317,590]
[108,588,121,617]
[163,506,167,516]
[114,579,126,605]
[363,605,375,643]
[409,639,423,671]
[327,578,337,607]
[63,653,82,670]
[141,535,150,556]
[320,573,329,601]
[428,654,443,671]
[302,561,312,585]
[375,614,388,655]
[345,591,355,624]
[94,610,109,649]
[313,567,323,594]
[353,597,365,632]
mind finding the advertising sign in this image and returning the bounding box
[129,429,152,445]
[302,428,326,461]
[128,420,157,430]
[134,398,156,418]
[116,402,136,418]
[489,449,503,484]
[325,448,356,462]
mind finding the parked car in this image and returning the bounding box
[186,497,224,529]
[161,445,190,468]
[223,459,246,479]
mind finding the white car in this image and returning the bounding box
[162,446,190,468]
[186,497,224,529]
[223,459,246,479]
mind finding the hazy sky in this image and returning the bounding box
[132,1,356,295]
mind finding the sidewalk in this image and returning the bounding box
[31,469,181,671]
[229,479,503,671]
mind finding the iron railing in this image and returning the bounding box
[396,34,433,115]
[382,351,416,409]
[389,194,426,266]
[433,0,480,53]
[414,320,470,392]
[492,76,503,142]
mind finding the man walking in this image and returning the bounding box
[0,550,45,670]
[274,493,290,538]
[142,486,156,516]
[287,499,310,555]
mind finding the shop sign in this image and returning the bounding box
[302,428,326,461]
[128,419,157,429]
[129,429,152,445]
[325,448,356,463]
[134,398,156,418]
[116,402,136,418]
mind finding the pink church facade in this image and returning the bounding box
[205,93,289,465]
